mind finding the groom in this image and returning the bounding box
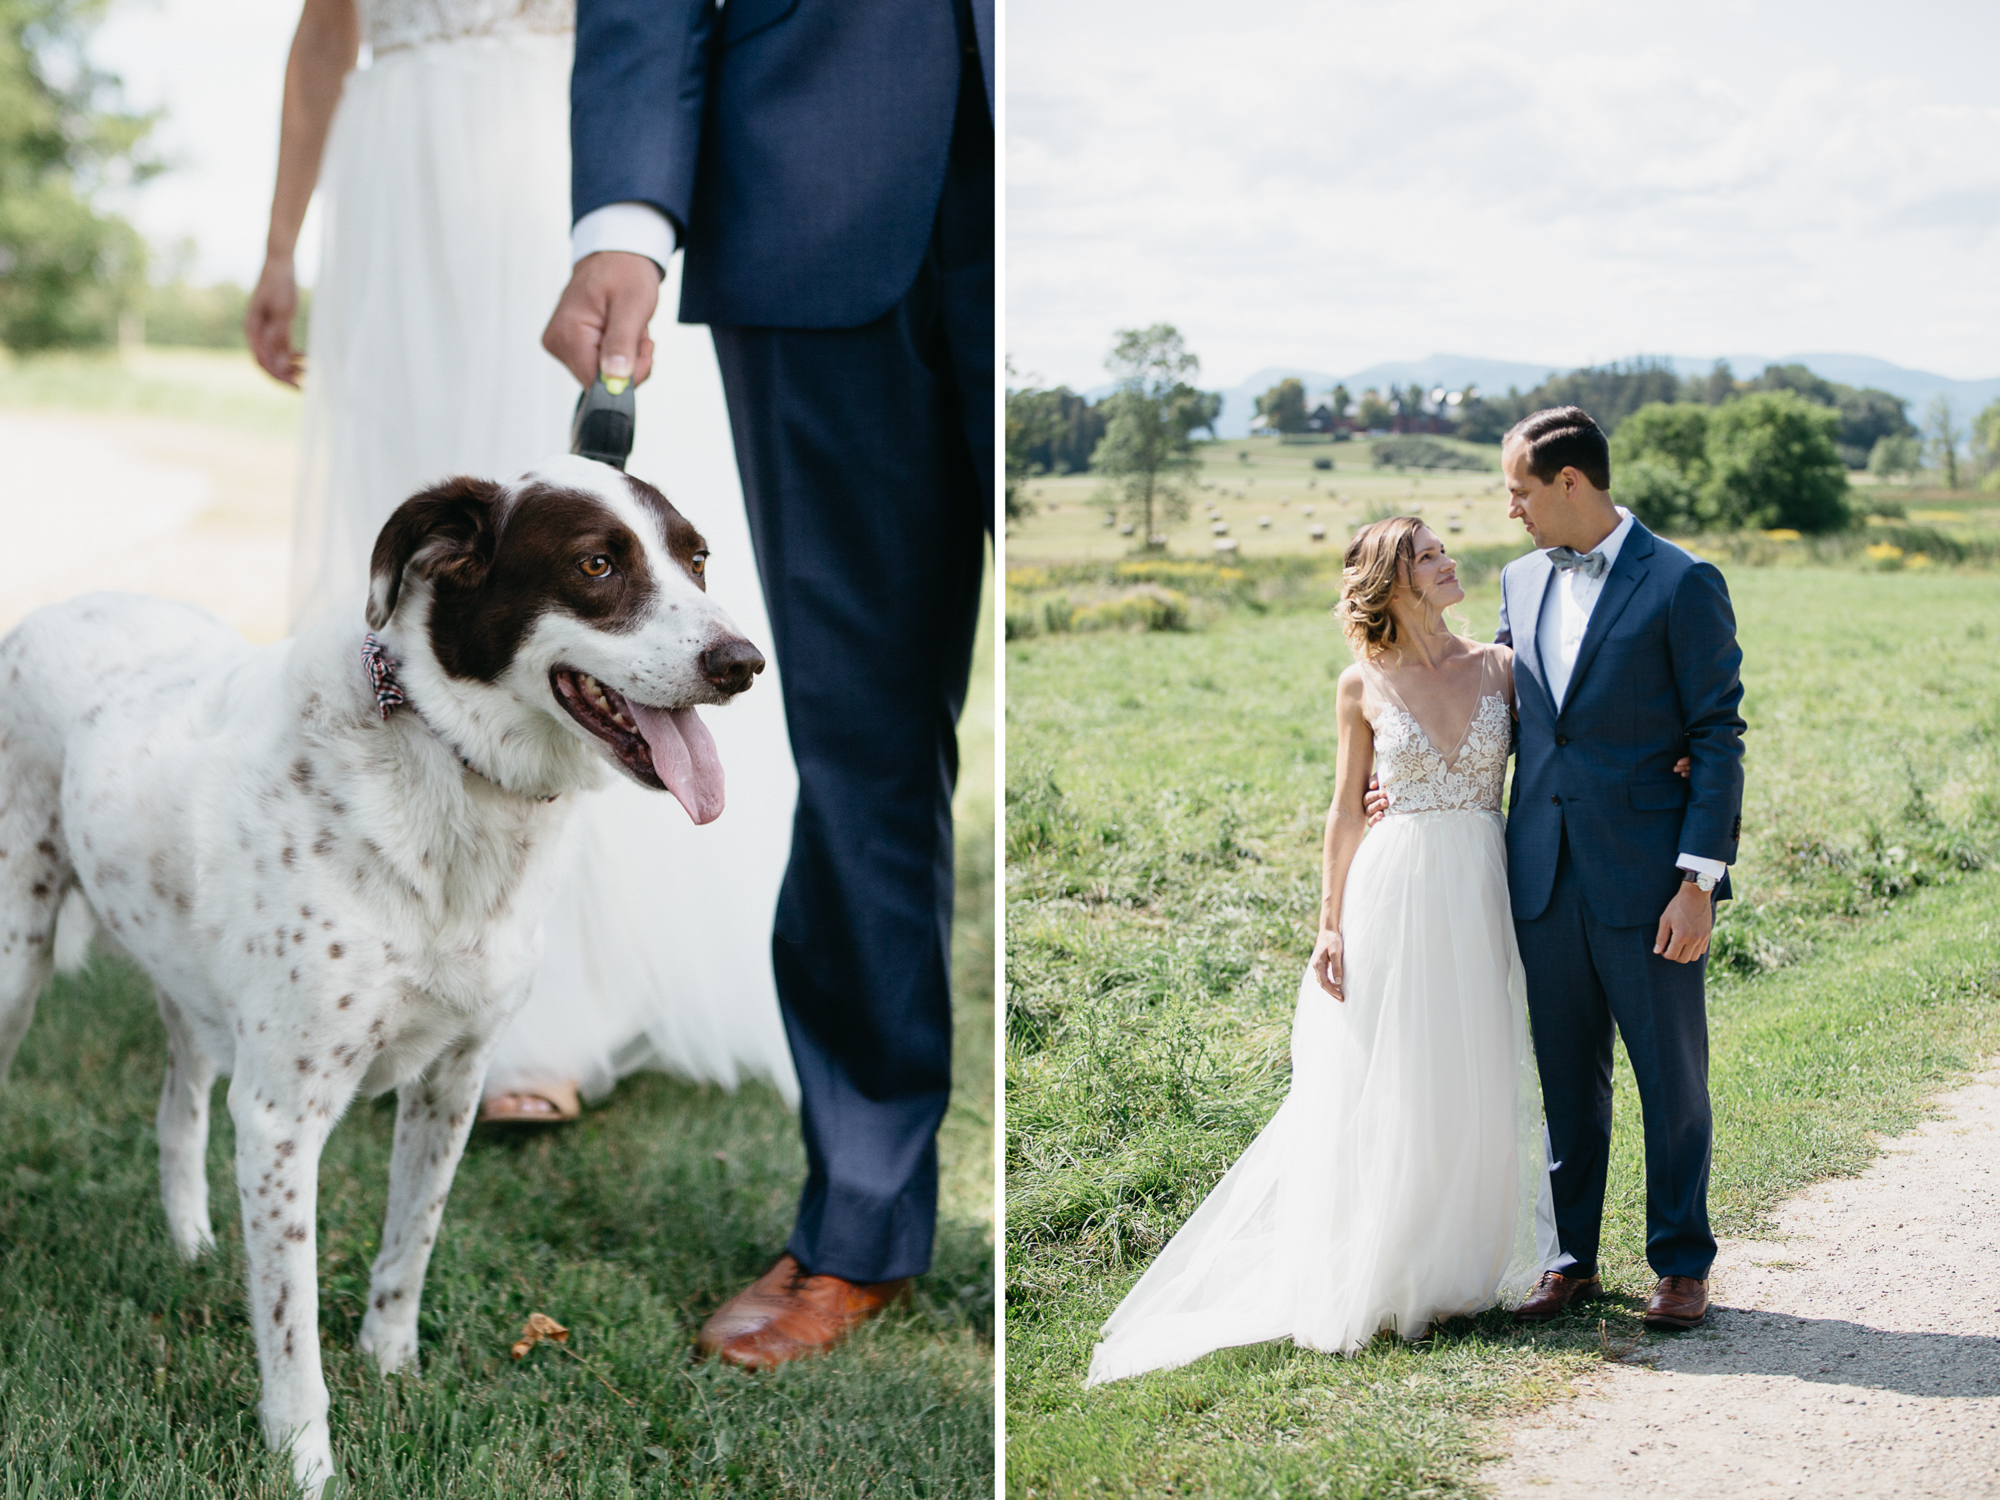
[1495,406,1745,1332]
[543,0,993,1366]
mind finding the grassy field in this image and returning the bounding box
[1003,432,1983,565]
[1005,558,2000,1497]
[0,578,996,1498]
[0,347,304,437]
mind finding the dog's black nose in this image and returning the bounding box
[701,637,766,694]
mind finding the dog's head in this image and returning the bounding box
[366,455,763,821]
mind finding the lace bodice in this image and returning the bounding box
[360,0,572,52]
[1361,650,1513,816]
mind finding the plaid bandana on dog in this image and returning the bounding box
[360,633,555,801]
[361,633,407,720]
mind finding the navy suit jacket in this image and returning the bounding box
[571,0,994,330]
[1496,520,1746,927]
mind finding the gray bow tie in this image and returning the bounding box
[1547,546,1608,579]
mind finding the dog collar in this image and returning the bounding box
[361,633,557,803]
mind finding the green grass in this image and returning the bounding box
[1005,564,2000,1498]
[0,347,302,436]
[0,573,995,1498]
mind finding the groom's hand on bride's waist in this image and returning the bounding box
[1362,775,1388,825]
[544,251,663,390]
[1654,878,1714,964]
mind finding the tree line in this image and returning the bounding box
[1010,329,2000,545]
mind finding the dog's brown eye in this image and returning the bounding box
[691,553,707,577]
[579,555,613,579]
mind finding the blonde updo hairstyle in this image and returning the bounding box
[1335,515,1459,659]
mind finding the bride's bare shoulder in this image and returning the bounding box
[1335,660,1371,711]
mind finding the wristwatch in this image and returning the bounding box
[1681,867,1718,893]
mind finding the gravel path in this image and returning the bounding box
[1486,1065,2000,1498]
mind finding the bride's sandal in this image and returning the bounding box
[478,1079,582,1125]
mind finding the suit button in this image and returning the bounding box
[1550,795,1560,805]
[1556,735,1568,746]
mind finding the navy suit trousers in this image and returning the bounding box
[708,71,991,1283]
[1516,831,1717,1282]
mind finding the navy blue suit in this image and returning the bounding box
[1497,520,1745,1281]
[572,0,994,1283]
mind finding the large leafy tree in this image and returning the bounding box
[1254,376,1307,435]
[1610,402,1715,532]
[1092,324,1205,547]
[0,0,158,349]
[1704,391,1851,533]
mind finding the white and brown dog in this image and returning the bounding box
[0,455,762,1494]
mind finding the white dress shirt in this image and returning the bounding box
[1534,507,1725,883]
[571,201,677,273]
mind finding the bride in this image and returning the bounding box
[1087,517,1548,1387]
[243,0,798,1119]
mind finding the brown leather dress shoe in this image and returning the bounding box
[1513,1269,1603,1323]
[1643,1275,1708,1330]
[696,1253,911,1370]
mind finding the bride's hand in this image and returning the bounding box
[245,256,303,387]
[1309,928,1345,1001]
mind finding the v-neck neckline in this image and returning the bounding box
[1364,650,1495,770]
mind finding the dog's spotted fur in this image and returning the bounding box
[0,456,761,1495]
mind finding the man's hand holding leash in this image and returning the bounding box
[544,250,662,390]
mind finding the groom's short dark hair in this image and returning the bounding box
[1506,406,1610,491]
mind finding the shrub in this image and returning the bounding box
[1611,402,1711,486]
[1069,585,1189,633]
[1368,435,1488,471]
[1615,458,1706,533]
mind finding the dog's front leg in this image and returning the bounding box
[228,1074,342,1497]
[357,1031,496,1375]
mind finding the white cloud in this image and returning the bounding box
[1008,0,2000,389]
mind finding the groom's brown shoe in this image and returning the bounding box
[696,1253,911,1370]
[1642,1276,1709,1330]
[1514,1270,1603,1323]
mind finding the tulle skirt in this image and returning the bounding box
[292,32,799,1105]
[1085,809,1547,1387]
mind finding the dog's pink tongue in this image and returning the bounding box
[628,703,725,824]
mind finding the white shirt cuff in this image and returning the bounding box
[1677,853,1727,881]
[571,202,676,274]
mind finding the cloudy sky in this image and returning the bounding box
[1008,0,2000,390]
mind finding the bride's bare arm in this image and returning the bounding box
[1309,668,1374,1001]
[245,0,361,386]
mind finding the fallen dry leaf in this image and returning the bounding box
[510,1312,570,1360]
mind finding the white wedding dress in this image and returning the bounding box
[1087,647,1546,1386]
[289,0,799,1105]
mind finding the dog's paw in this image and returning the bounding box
[168,1219,217,1261]
[356,1315,420,1376]
[290,1441,337,1499]
[265,1415,336,1498]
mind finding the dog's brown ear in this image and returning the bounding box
[366,477,505,629]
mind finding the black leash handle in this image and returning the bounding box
[571,375,636,470]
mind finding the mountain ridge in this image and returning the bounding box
[1190,353,2000,440]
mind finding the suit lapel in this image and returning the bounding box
[1514,556,1560,717]
[1563,520,1656,706]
